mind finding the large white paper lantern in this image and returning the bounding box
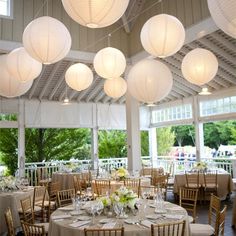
[181,48,218,85]
[208,0,236,38]
[104,77,127,98]
[61,0,129,28]
[127,59,173,103]
[94,47,126,79]
[23,16,71,64]
[140,14,185,58]
[0,55,33,98]
[65,63,93,91]
[7,47,42,83]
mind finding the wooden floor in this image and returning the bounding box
[168,191,236,236]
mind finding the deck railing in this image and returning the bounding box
[24,156,235,186]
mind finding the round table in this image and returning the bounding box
[48,200,190,236]
[0,187,34,234]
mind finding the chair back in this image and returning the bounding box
[185,171,200,189]
[48,181,61,202]
[21,221,46,236]
[73,175,86,196]
[4,207,15,236]
[20,197,35,224]
[82,171,92,186]
[124,178,141,197]
[57,189,75,207]
[94,180,111,197]
[84,227,124,236]
[215,205,227,236]
[203,171,218,188]
[209,194,221,227]
[151,221,185,236]
[179,188,198,222]
[33,186,47,208]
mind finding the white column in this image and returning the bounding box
[149,128,157,167]
[193,97,204,161]
[91,127,98,170]
[18,99,25,178]
[125,90,142,172]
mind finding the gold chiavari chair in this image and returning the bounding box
[203,170,218,201]
[152,174,169,200]
[73,175,86,196]
[21,221,46,236]
[57,189,75,207]
[190,194,221,236]
[185,171,201,189]
[151,221,185,236]
[4,208,15,236]
[20,197,49,233]
[215,205,227,236]
[84,227,124,236]
[94,179,111,197]
[179,188,198,223]
[124,178,141,197]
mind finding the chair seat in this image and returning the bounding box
[18,205,42,213]
[204,183,218,189]
[185,184,200,188]
[190,223,214,236]
[35,222,49,233]
[35,200,56,208]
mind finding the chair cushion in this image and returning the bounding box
[185,184,200,188]
[35,222,49,233]
[190,223,214,236]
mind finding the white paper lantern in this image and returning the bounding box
[65,63,93,91]
[208,0,236,38]
[61,0,129,28]
[104,77,127,98]
[127,59,173,103]
[7,47,42,83]
[181,48,218,85]
[23,16,71,64]
[0,55,33,98]
[94,47,126,79]
[140,14,185,58]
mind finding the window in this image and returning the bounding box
[151,104,192,124]
[0,0,13,18]
[200,96,236,117]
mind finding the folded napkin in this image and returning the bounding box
[69,220,90,228]
[163,214,183,220]
[102,222,116,229]
[51,214,71,220]
[140,220,153,228]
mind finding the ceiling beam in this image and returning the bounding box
[28,65,47,99]
[121,14,131,33]
[39,61,62,100]
[48,61,73,100]
[86,80,104,102]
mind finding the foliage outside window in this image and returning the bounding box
[0,113,17,121]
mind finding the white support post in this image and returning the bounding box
[125,90,142,172]
[18,99,25,178]
[91,104,98,171]
[91,127,98,171]
[149,128,157,167]
[193,97,204,161]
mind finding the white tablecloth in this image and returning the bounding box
[48,201,190,236]
[0,187,34,234]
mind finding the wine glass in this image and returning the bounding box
[90,202,98,225]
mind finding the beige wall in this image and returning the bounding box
[0,0,210,58]
[128,0,210,56]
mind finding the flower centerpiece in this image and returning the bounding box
[0,176,18,192]
[192,161,208,172]
[114,167,129,181]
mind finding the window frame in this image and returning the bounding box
[0,0,13,19]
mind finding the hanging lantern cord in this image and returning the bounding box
[108,34,111,47]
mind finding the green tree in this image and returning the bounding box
[98,130,127,158]
[156,127,175,155]
[141,131,149,156]
[171,125,195,146]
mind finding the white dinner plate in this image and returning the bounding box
[146,214,161,220]
[124,219,137,224]
[154,209,167,214]
[99,219,112,224]
[70,211,84,216]
[58,207,74,211]
[77,216,91,221]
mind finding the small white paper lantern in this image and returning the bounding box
[181,48,218,85]
[127,59,173,103]
[23,16,71,64]
[94,47,126,79]
[140,14,185,58]
[65,63,93,91]
[61,0,129,28]
[104,77,127,98]
[7,47,42,83]
[0,55,33,98]
[208,0,236,38]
